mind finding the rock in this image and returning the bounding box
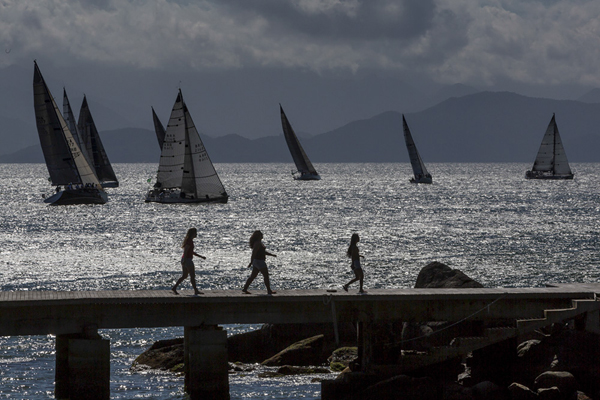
[440,381,476,400]
[535,371,577,399]
[131,338,183,371]
[402,262,485,351]
[537,387,561,400]
[571,391,592,400]
[228,322,356,363]
[261,334,326,366]
[275,365,330,375]
[360,375,440,400]
[414,261,484,289]
[328,347,358,371]
[471,381,509,400]
[507,382,538,400]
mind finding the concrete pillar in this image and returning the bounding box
[55,331,110,400]
[357,321,374,373]
[184,325,230,400]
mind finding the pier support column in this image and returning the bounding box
[357,321,374,373]
[184,325,230,400]
[55,326,110,400]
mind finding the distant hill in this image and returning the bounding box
[578,88,600,104]
[3,91,600,163]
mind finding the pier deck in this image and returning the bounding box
[0,284,599,336]
[2,284,599,400]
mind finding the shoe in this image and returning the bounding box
[242,290,251,294]
[359,290,366,294]
[268,291,277,295]
[171,288,178,295]
[343,285,348,292]
[194,291,203,295]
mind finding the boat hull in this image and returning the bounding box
[44,189,108,205]
[101,181,119,188]
[525,171,574,180]
[145,191,228,204]
[293,172,321,181]
[410,177,433,184]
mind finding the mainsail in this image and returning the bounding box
[527,114,573,179]
[402,115,432,184]
[280,105,320,180]
[63,88,91,165]
[33,62,100,187]
[152,106,166,149]
[77,96,119,187]
[149,89,228,203]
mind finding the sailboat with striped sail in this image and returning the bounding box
[33,61,107,205]
[280,105,320,180]
[525,114,574,180]
[403,115,432,184]
[145,89,228,203]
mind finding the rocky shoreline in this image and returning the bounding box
[132,262,600,400]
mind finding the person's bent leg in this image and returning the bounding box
[261,268,275,294]
[243,268,260,293]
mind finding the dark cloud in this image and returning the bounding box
[224,0,436,41]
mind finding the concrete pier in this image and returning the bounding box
[55,330,110,400]
[184,325,230,400]
[0,284,599,398]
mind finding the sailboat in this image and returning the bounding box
[526,114,574,180]
[402,115,432,184]
[77,96,119,187]
[280,105,320,180]
[63,88,91,165]
[33,61,107,205]
[145,89,228,204]
[151,106,166,149]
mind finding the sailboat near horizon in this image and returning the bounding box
[145,89,228,204]
[63,90,119,188]
[402,115,432,184]
[280,105,320,180]
[525,114,574,180]
[33,61,107,205]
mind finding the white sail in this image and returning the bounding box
[155,91,186,189]
[181,102,228,199]
[148,89,228,203]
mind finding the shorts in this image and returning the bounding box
[352,259,362,270]
[252,259,267,271]
[181,258,195,276]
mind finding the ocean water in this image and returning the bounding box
[0,162,599,399]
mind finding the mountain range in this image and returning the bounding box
[2,90,600,163]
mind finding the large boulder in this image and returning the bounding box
[229,322,356,363]
[131,338,183,371]
[414,261,484,289]
[534,371,578,399]
[261,335,326,366]
[402,262,484,351]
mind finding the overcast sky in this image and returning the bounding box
[2,0,600,138]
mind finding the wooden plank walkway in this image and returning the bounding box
[0,284,598,336]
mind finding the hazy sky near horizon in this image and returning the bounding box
[2,0,600,138]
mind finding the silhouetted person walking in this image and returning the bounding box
[343,233,365,293]
[171,228,205,295]
[242,230,277,295]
